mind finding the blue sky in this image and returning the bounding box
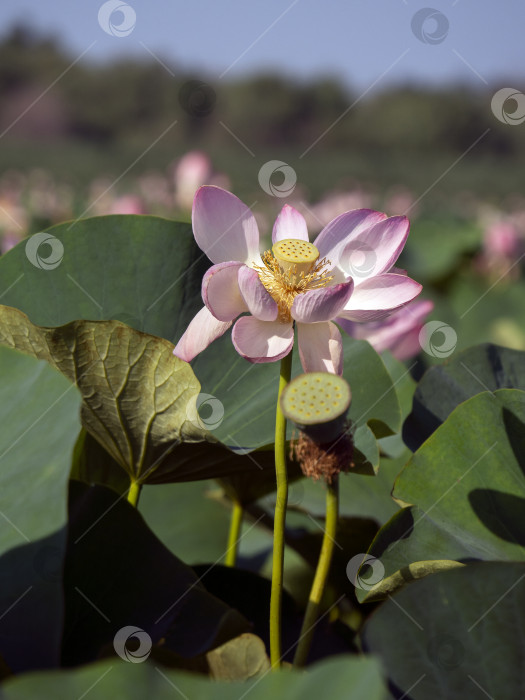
[0,0,523,91]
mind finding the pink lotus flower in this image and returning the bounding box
[174,186,422,375]
[338,299,434,361]
[109,194,145,215]
[0,231,22,255]
[483,221,520,259]
[174,151,212,211]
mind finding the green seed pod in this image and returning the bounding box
[280,372,351,444]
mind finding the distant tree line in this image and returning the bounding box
[0,25,524,160]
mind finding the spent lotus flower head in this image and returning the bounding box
[281,372,354,483]
[280,372,351,444]
[174,186,422,374]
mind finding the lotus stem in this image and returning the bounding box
[225,501,244,567]
[293,477,339,667]
[127,480,142,508]
[269,350,293,670]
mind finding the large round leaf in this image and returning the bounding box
[362,562,525,699]
[397,389,525,561]
[379,351,417,458]
[62,481,248,666]
[0,306,278,484]
[0,215,204,343]
[0,347,81,671]
[404,343,525,451]
[140,481,232,564]
[1,654,387,700]
[358,389,525,602]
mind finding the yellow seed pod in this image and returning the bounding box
[280,372,351,443]
[272,238,320,275]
